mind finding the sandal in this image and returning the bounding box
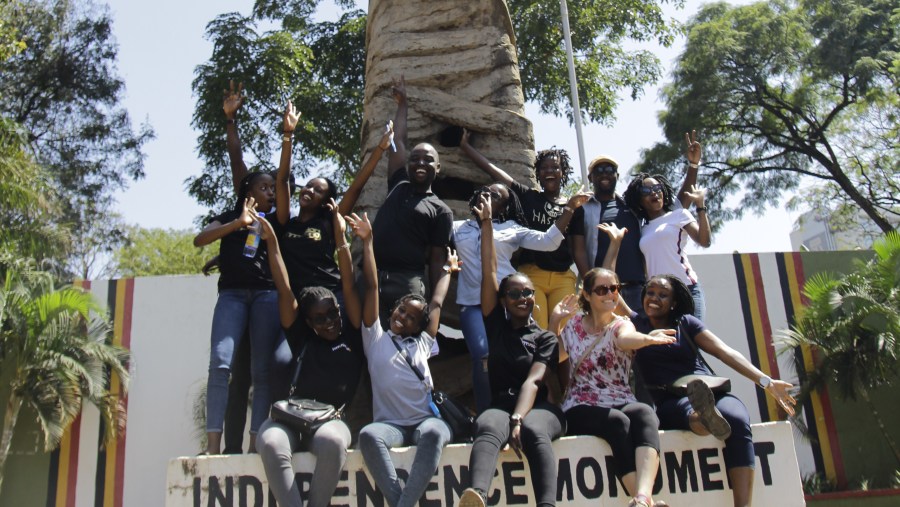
[687,379,732,440]
[628,494,669,507]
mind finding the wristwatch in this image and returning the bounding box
[510,413,523,426]
[758,376,772,389]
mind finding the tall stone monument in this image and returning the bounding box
[357,0,536,218]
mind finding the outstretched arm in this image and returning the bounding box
[223,80,249,195]
[386,76,408,180]
[348,212,378,328]
[696,329,797,416]
[338,121,394,216]
[329,199,361,328]
[477,196,499,317]
[255,214,299,329]
[459,128,515,187]
[551,191,592,233]
[276,100,301,225]
[677,130,701,208]
[614,320,676,351]
[681,184,711,248]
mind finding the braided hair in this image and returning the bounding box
[533,147,573,189]
[623,173,676,221]
[642,274,695,323]
[467,184,528,226]
[234,171,274,212]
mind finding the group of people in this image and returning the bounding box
[194,77,799,507]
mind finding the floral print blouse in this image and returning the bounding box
[561,313,637,411]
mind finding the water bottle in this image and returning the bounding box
[242,212,264,257]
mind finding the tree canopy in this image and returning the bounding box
[636,0,899,233]
[190,0,683,215]
[113,227,212,277]
[0,0,153,274]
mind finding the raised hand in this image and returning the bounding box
[238,197,258,227]
[223,80,244,119]
[473,194,492,222]
[566,189,593,210]
[250,213,276,241]
[346,212,372,241]
[646,328,677,345]
[460,128,472,148]
[597,222,627,243]
[684,184,706,208]
[685,130,702,166]
[767,380,797,417]
[379,120,395,151]
[283,100,301,133]
[551,294,580,322]
[326,198,347,236]
[391,75,407,104]
[446,247,462,274]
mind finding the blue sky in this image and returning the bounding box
[105,0,798,254]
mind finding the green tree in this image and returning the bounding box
[113,226,211,277]
[780,232,900,468]
[637,0,899,233]
[190,0,683,213]
[0,0,154,273]
[0,254,130,495]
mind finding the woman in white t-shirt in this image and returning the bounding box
[623,131,711,320]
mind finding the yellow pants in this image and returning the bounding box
[518,264,577,331]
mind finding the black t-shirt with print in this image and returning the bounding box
[372,169,453,272]
[283,315,365,408]
[570,197,645,283]
[280,214,341,294]
[483,305,559,411]
[508,181,573,272]
[210,209,283,291]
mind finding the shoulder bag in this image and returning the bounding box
[270,345,344,438]
[390,336,475,443]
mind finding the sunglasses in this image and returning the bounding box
[640,183,664,195]
[592,164,617,174]
[310,307,340,326]
[505,288,536,300]
[590,284,622,296]
[477,186,502,200]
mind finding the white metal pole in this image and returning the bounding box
[559,0,589,187]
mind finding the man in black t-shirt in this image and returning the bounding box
[370,77,452,325]
[570,155,646,312]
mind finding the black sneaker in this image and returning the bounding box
[687,379,731,440]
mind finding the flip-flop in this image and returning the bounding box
[687,379,732,440]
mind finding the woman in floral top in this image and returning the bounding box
[551,267,675,507]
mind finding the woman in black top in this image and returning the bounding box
[458,195,565,507]
[194,171,283,455]
[276,102,394,298]
[254,202,365,507]
[460,129,578,329]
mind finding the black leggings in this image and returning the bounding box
[565,403,660,476]
[468,401,565,507]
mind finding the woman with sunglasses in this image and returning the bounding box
[549,250,675,507]
[623,132,710,320]
[460,129,580,330]
[457,195,566,507]
[631,273,797,507]
[452,183,590,413]
[252,200,365,507]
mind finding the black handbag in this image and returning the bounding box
[270,345,344,437]
[390,337,475,442]
[661,317,731,396]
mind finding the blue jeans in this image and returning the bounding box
[358,418,452,507]
[206,289,283,434]
[459,305,491,414]
[688,282,706,322]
